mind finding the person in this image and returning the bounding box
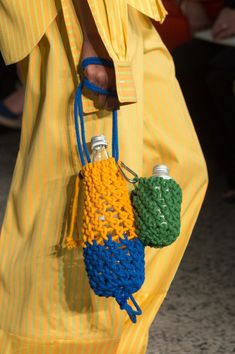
[152,0,192,50]
[172,0,235,202]
[152,0,225,51]
[0,56,23,128]
[0,1,208,353]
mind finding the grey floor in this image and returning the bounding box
[0,127,235,354]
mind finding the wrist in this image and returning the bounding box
[82,38,111,62]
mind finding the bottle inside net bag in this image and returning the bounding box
[131,163,182,248]
[152,165,172,228]
[91,135,117,222]
[91,135,109,162]
[153,164,171,180]
[82,135,145,323]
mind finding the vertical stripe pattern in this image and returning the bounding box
[0,0,60,64]
[0,2,208,354]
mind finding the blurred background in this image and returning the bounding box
[0,0,235,352]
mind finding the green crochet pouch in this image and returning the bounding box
[131,173,182,248]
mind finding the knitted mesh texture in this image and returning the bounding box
[131,176,182,248]
[83,235,145,310]
[81,158,137,247]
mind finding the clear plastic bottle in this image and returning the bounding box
[91,135,109,162]
[78,136,112,237]
[91,135,114,221]
[152,165,171,226]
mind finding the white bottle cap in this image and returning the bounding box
[153,164,170,177]
[91,135,108,150]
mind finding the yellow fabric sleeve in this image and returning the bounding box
[127,0,167,23]
[86,0,167,104]
[0,0,167,105]
[0,0,61,65]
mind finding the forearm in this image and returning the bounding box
[74,0,110,59]
[74,1,118,110]
[75,1,101,41]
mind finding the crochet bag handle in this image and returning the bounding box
[74,57,119,166]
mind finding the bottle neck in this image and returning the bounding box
[152,165,171,180]
[153,171,171,180]
[92,144,109,162]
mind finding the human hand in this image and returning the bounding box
[81,41,119,111]
[212,8,235,39]
[76,0,119,111]
[181,1,212,33]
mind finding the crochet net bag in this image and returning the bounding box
[82,158,144,322]
[64,57,145,323]
[131,175,182,248]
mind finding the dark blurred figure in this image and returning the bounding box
[0,53,23,129]
[153,0,192,50]
[154,0,235,202]
[0,53,17,97]
[153,0,224,50]
[172,2,235,202]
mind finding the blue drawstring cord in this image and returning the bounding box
[74,57,119,166]
[122,294,142,323]
[83,78,117,97]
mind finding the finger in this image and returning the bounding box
[95,69,109,89]
[83,64,118,110]
[98,94,107,108]
[84,65,108,108]
[101,78,118,111]
[215,27,235,39]
[212,20,233,38]
[104,97,120,111]
[84,65,109,90]
[106,67,116,88]
[212,19,225,35]
[212,25,224,38]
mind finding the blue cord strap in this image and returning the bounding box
[81,57,115,71]
[74,57,119,166]
[120,295,142,324]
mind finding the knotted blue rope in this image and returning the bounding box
[74,57,118,166]
[74,57,145,323]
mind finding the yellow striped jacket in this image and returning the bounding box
[0,0,167,104]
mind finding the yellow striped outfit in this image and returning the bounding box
[0,1,208,353]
